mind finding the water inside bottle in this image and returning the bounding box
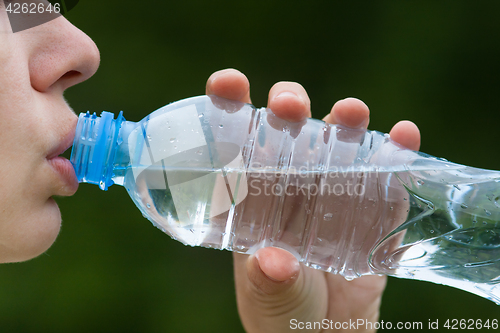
[125,162,500,303]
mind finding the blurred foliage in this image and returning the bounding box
[1,1,500,332]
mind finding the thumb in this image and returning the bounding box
[234,247,328,333]
[247,247,300,295]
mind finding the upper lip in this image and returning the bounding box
[47,127,76,160]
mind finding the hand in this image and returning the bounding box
[206,68,421,333]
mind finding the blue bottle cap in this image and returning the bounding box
[71,111,124,190]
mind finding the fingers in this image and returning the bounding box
[206,69,312,123]
[267,82,312,122]
[389,120,421,151]
[323,97,370,128]
[206,68,251,104]
[206,71,417,153]
[324,97,421,151]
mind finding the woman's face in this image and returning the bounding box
[0,2,100,262]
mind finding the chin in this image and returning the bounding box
[0,198,62,263]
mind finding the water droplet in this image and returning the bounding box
[389,206,394,210]
[453,184,461,191]
[485,209,492,216]
[417,180,424,185]
[196,149,203,155]
[461,203,468,209]
[403,197,407,201]
[146,203,151,208]
[219,124,223,128]
[174,145,177,150]
[147,135,152,141]
[189,228,195,233]
[344,276,354,281]
[323,213,333,221]
[199,113,204,118]
[170,137,176,143]
[430,230,434,234]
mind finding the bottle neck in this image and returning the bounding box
[70,111,134,190]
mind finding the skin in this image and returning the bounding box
[206,69,421,333]
[1,2,421,330]
[0,4,100,263]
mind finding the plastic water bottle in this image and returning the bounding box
[71,95,500,304]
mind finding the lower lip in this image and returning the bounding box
[48,156,79,194]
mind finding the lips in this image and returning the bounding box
[46,127,79,195]
[46,125,76,160]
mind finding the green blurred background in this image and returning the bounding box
[1,1,500,332]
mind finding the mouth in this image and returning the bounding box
[47,127,79,195]
[46,126,76,160]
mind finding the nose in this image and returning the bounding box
[27,16,100,92]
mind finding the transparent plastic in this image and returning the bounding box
[71,95,500,304]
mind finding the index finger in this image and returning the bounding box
[205,68,252,104]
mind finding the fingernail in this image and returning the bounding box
[275,91,300,99]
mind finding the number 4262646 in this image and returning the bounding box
[6,2,61,14]
[444,319,498,330]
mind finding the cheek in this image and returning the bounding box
[0,196,62,263]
